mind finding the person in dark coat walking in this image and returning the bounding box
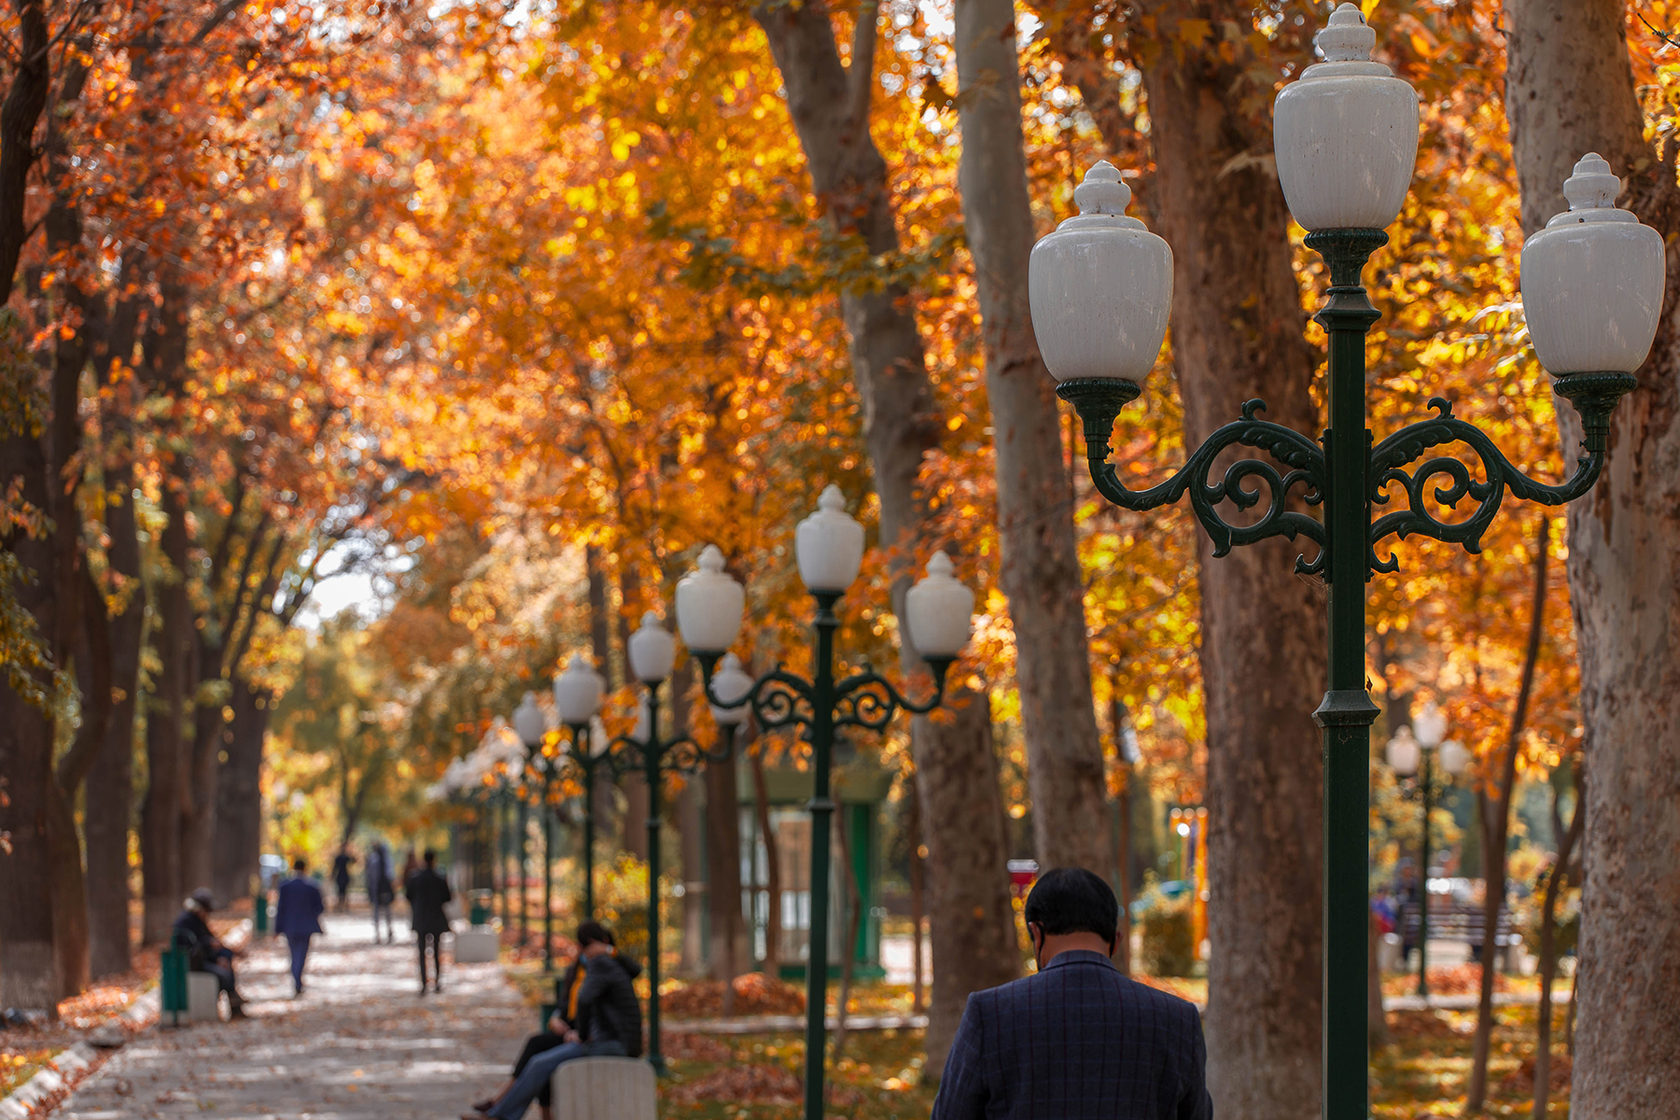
[273,858,326,996]
[365,840,395,943]
[172,888,247,1018]
[405,848,453,994]
[931,867,1212,1120]
[464,921,643,1120]
[331,847,356,913]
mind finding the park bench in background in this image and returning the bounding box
[1400,898,1522,970]
[550,1056,656,1119]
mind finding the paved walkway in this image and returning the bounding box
[57,913,526,1119]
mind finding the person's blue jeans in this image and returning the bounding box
[486,1039,628,1120]
[286,934,312,992]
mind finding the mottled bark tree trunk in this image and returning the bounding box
[704,747,744,989]
[1533,766,1582,1120]
[1136,5,1326,1113]
[1504,4,1680,1116]
[951,0,1110,874]
[751,0,1020,1073]
[748,747,782,975]
[212,682,269,903]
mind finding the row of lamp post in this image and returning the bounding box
[1027,4,1662,1116]
[1384,700,1469,998]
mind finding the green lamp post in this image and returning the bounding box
[513,692,561,974]
[601,611,738,1076]
[674,487,976,1120]
[1028,6,1663,1118]
[552,656,612,920]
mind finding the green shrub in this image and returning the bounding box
[1136,878,1196,978]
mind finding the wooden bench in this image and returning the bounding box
[1400,900,1521,966]
[550,1056,656,1118]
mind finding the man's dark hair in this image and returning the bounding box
[1023,867,1119,942]
[576,920,614,948]
[422,849,437,866]
[292,858,307,871]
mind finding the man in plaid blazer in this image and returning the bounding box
[931,867,1213,1119]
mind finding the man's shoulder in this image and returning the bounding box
[972,963,1201,1021]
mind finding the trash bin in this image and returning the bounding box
[468,889,493,927]
[160,945,189,1029]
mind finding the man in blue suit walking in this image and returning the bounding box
[932,867,1213,1120]
[273,858,326,996]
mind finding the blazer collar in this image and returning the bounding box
[1043,949,1118,972]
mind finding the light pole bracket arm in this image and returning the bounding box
[1059,380,1329,573]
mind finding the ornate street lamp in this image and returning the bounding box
[552,655,611,919]
[602,611,736,1075]
[1385,704,1469,998]
[512,691,560,973]
[1028,6,1663,1117]
[675,487,975,1120]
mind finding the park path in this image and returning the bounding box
[57,912,527,1120]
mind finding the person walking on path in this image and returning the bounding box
[463,921,643,1120]
[931,867,1212,1120]
[406,848,453,994]
[366,840,396,943]
[172,888,248,1018]
[331,846,357,913]
[273,858,327,996]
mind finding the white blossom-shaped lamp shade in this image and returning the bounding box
[1385,725,1420,777]
[553,655,606,727]
[1438,739,1471,778]
[1520,153,1665,375]
[512,692,547,748]
[1028,161,1173,384]
[1412,701,1448,750]
[796,485,866,594]
[709,652,755,727]
[676,544,746,654]
[1272,4,1419,231]
[627,610,677,684]
[904,551,974,660]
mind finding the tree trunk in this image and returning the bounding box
[751,0,1020,1072]
[212,682,269,903]
[141,469,190,944]
[86,463,143,978]
[1504,5,1680,1115]
[905,772,927,1012]
[748,746,781,975]
[1134,6,1326,1113]
[180,659,220,894]
[951,0,1110,873]
[1107,683,1133,975]
[1534,766,1583,1120]
[0,0,49,304]
[1467,518,1550,1111]
[704,745,744,991]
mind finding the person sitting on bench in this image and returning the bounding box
[464,921,643,1120]
[173,888,247,1018]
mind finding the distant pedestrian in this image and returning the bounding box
[331,847,356,913]
[273,858,326,996]
[172,889,248,1018]
[931,867,1212,1120]
[406,848,453,994]
[366,840,396,943]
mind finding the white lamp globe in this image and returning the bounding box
[796,485,866,594]
[1272,4,1419,231]
[676,545,746,654]
[1385,725,1420,777]
[553,656,606,727]
[1412,701,1448,750]
[1439,739,1471,778]
[1520,153,1665,375]
[633,696,653,743]
[1028,161,1172,384]
[905,551,974,660]
[628,610,677,684]
[512,692,547,748]
[709,652,755,727]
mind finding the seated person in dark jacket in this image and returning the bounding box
[172,888,247,1018]
[465,921,643,1120]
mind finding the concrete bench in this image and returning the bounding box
[453,928,499,964]
[550,1056,655,1118]
[186,972,221,1023]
